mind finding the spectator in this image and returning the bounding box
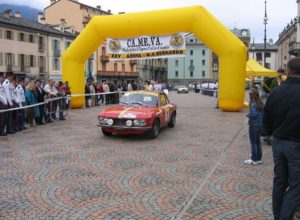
[244,88,264,165]
[60,81,71,109]
[15,78,27,130]
[89,82,96,107]
[25,82,39,127]
[0,73,8,136]
[103,81,110,105]
[85,81,91,108]
[35,79,46,125]
[263,58,300,220]
[44,79,58,122]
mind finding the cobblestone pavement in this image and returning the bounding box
[0,92,274,220]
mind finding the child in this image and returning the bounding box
[244,88,264,165]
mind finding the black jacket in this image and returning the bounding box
[263,76,300,142]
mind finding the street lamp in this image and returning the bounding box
[263,0,268,67]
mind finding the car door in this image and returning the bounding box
[158,93,171,126]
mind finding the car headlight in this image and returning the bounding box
[107,119,114,126]
[133,119,146,126]
[99,117,109,125]
[126,120,133,127]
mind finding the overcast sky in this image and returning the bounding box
[1,0,297,42]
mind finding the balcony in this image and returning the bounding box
[53,50,61,57]
[289,42,300,56]
[189,65,195,71]
[97,70,139,77]
[100,55,109,62]
[39,44,45,52]
[142,65,148,70]
[130,60,137,65]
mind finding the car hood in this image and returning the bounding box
[98,105,157,119]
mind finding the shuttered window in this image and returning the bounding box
[0,53,3,66]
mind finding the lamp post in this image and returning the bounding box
[263,0,268,67]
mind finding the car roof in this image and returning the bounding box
[126,90,160,96]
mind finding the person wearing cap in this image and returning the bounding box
[2,72,15,134]
[16,79,27,130]
[0,73,8,136]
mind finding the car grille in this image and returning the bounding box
[113,119,127,126]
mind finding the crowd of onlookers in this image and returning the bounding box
[0,72,71,136]
[84,79,169,107]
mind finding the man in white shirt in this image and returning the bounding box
[16,79,27,130]
[2,72,16,134]
[44,79,58,122]
[0,73,8,135]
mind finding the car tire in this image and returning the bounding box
[102,129,112,136]
[168,112,176,128]
[148,119,160,139]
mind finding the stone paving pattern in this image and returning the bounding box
[0,92,273,219]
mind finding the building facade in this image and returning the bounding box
[167,34,211,86]
[276,0,300,70]
[0,10,77,80]
[249,42,278,70]
[137,58,167,82]
[45,0,138,82]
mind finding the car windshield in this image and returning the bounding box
[120,93,158,106]
[178,85,187,88]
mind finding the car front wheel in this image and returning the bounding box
[148,119,160,139]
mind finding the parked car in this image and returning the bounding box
[98,91,177,138]
[177,85,188,94]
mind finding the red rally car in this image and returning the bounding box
[97,91,177,138]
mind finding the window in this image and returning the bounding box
[65,41,71,49]
[256,53,262,61]
[0,53,3,66]
[114,63,118,71]
[202,60,205,65]
[175,71,178,77]
[102,46,106,55]
[122,63,125,72]
[6,30,13,40]
[189,39,194,43]
[19,32,25,41]
[190,50,193,56]
[190,71,193,77]
[265,63,270,69]
[265,52,271,58]
[202,50,206,56]
[29,55,35,67]
[52,39,60,51]
[53,57,60,70]
[159,94,168,106]
[190,60,193,65]
[29,34,35,43]
[202,71,205,77]
[0,29,2,39]
[175,60,178,66]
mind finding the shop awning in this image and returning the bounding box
[246,58,277,77]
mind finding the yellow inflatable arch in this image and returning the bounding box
[62,6,247,111]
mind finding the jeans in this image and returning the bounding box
[272,136,300,220]
[249,124,262,161]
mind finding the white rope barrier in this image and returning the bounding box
[0,91,121,113]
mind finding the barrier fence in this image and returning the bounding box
[0,89,218,114]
